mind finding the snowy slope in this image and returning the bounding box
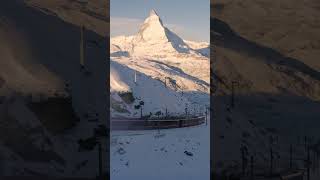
[110,9,210,180]
[110,10,210,117]
[111,120,210,180]
[110,60,191,117]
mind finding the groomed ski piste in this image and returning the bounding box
[110,10,210,179]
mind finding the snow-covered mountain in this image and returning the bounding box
[110,10,210,118]
[111,9,209,57]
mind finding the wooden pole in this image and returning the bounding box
[250,156,254,180]
[80,26,85,68]
[185,104,188,117]
[205,108,208,126]
[231,82,234,108]
[307,145,310,180]
[270,147,273,176]
[290,144,293,170]
[241,146,245,176]
[98,141,102,178]
[165,108,168,118]
[164,77,167,88]
[305,136,308,151]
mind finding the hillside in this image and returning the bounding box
[0,0,107,177]
[211,0,320,178]
[24,0,108,36]
[212,0,320,71]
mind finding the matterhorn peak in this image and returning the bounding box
[133,9,190,53]
[149,9,159,17]
[135,9,166,42]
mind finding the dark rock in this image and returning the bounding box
[184,151,193,156]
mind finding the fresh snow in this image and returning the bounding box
[110,9,210,117]
[110,9,210,180]
[111,119,210,180]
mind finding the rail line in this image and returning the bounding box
[111,116,207,130]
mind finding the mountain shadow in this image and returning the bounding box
[211,17,320,81]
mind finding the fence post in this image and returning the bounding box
[231,81,234,108]
[98,141,102,178]
[270,147,273,176]
[134,71,137,83]
[307,145,310,180]
[250,156,254,180]
[205,108,208,126]
[305,136,308,151]
[80,25,85,68]
[241,145,247,177]
[290,144,293,170]
[166,107,168,119]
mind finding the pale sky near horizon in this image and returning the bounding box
[110,0,210,42]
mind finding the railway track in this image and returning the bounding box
[111,116,207,130]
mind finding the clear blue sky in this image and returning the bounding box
[110,0,209,42]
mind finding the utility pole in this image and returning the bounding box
[134,71,137,84]
[231,82,234,108]
[165,107,168,118]
[98,141,102,178]
[241,145,247,177]
[231,81,238,108]
[290,144,293,170]
[139,101,144,119]
[80,25,85,69]
[305,136,308,151]
[205,107,208,126]
[164,77,167,88]
[307,145,311,180]
[250,156,254,180]
[270,147,273,176]
[185,103,188,117]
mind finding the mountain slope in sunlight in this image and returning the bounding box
[110,10,210,117]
